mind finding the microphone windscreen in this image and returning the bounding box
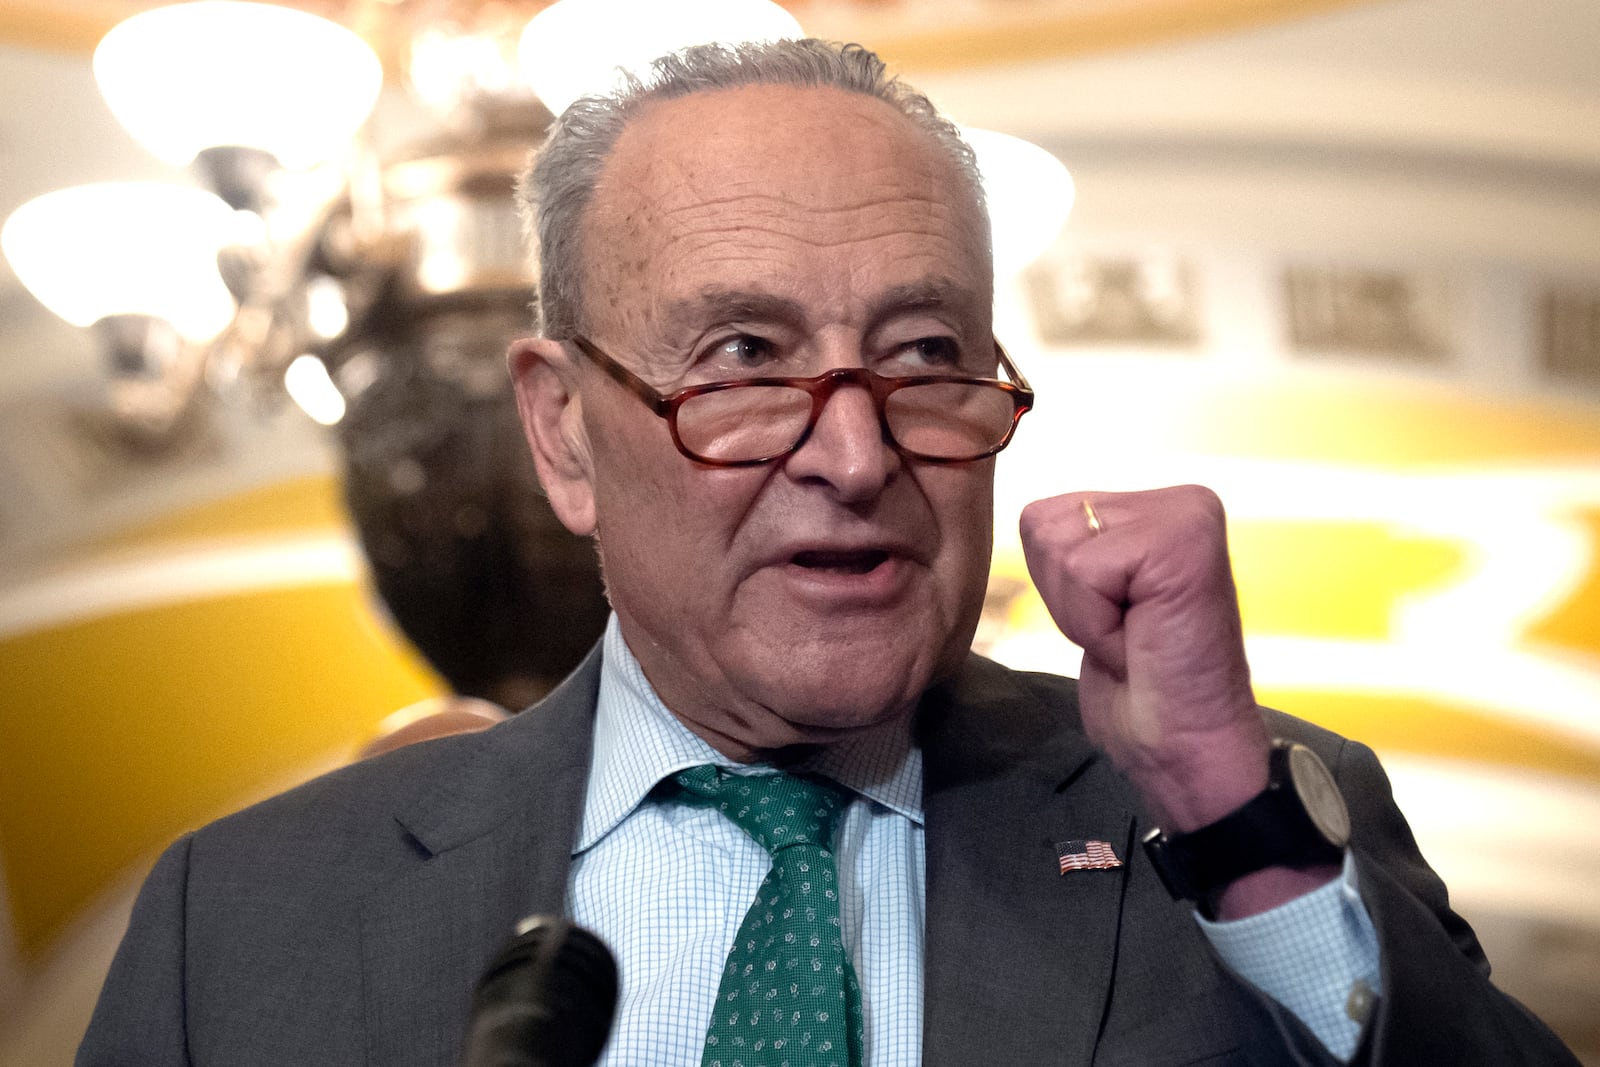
[460,916,618,1067]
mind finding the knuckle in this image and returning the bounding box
[1183,483,1225,520]
[1018,498,1047,536]
[1019,495,1071,542]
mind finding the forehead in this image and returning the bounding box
[580,83,992,338]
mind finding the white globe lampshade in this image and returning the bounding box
[93,1,383,169]
[519,0,802,116]
[963,127,1076,276]
[2,183,239,342]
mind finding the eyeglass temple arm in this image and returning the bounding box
[994,342,1034,398]
[568,336,674,415]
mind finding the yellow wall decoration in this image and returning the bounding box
[0,476,441,962]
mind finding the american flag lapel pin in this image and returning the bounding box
[1057,839,1122,874]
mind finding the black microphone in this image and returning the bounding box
[460,916,619,1067]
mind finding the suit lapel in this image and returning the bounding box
[360,650,602,1065]
[920,657,1138,1066]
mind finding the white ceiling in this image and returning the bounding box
[915,0,1600,165]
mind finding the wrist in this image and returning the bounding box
[1128,725,1272,833]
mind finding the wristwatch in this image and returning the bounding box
[1141,739,1350,913]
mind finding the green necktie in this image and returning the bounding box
[669,764,863,1067]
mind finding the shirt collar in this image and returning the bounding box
[575,615,924,855]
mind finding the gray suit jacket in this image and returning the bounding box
[78,649,1577,1065]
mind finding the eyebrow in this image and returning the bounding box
[868,278,984,324]
[662,276,984,335]
[663,289,807,334]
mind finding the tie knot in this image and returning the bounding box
[669,765,850,855]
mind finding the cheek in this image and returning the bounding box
[933,467,996,555]
[590,445,764,596]
[931,471,998,621]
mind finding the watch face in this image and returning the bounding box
[1287,744,1352,847]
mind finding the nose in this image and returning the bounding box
[782,376,899,502]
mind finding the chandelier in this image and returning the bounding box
[0,0,1073,447]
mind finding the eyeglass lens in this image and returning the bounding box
[674,379,1019,463]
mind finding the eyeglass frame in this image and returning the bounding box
[564,334,1036,467]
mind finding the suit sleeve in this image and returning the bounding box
[76,834,194,1067]
[1330,738,1579,1066]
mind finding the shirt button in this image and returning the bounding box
[1346,978,1377,1024]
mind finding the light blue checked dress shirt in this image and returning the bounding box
[569,616,1381,1065]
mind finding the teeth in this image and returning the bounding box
[793,550,888,573]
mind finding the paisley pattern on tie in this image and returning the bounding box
[670,765,863,1067]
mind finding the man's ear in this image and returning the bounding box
[509,337,597,536]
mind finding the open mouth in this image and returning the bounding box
[791,549,891,575]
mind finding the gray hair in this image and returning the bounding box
[516,38,988,339]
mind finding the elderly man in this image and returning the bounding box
[80,39,1575,1067]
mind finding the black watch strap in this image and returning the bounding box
[1142,740,1348,909]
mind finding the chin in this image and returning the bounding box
[752,654,932,733]
[787,694,911,734]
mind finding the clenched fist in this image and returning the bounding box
[1021,485,1341,916]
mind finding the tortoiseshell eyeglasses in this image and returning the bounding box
[566,335,1034,468]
